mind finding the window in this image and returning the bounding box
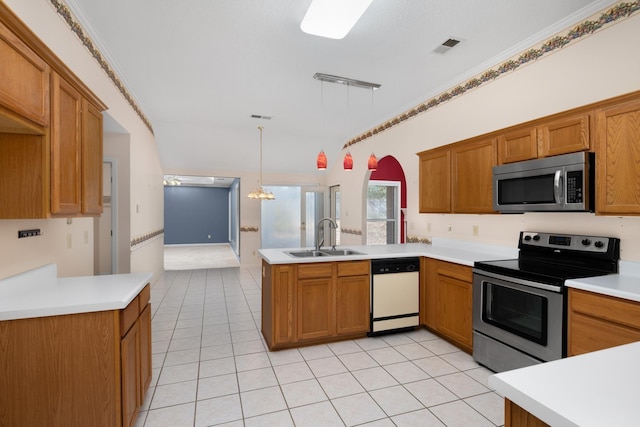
[366,181,399,245]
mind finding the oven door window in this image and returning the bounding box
[482,281,547,345]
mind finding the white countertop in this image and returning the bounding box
[0,264,153,321]
[259,239,519,267]
[489,341,640,427]
[566,261,640,302]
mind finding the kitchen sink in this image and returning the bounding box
[286,250,329,258]
[286,248,363,258]
[319,249,363,256]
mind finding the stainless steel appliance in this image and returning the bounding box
[473,231,619,372]
[493,151,594,212]
[369,257,420,336]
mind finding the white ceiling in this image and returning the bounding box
[66,0,615,177]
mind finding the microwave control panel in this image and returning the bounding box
[565,170,584,203]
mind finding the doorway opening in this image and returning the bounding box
[365,156,407,244]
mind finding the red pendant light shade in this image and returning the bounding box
[368,153,378,171]
[343,151,353,170]
[316,150,327,170]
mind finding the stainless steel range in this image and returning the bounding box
[472,231,620,373]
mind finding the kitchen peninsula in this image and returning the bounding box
[259,240,517,351]
[0,264,153,427]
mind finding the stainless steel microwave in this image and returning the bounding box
[493,152,594,213]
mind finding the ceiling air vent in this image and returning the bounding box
[251,114,272,120]
[433,38,461,54]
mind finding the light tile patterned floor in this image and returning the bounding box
[136,268,505,427]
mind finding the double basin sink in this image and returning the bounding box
[286,248,364,258]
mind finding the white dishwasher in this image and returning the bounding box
[369,257,420,335]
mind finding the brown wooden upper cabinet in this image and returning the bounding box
[418,146,450,213]
[498,113,590,164]
[418,138,496,214]
[0,5,106,219]
[595,97,640,215]
[0,19,50,132]
[452,138,497,213]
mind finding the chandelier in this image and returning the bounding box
[247,126,275,200]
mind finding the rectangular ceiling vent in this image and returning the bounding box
[251,114,272,120]
[433,38,461,54]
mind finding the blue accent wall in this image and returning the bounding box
[164,186,229,244]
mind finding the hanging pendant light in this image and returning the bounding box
[247,126,275,200]
[343,151,353,171]
[317,150,327,170]
[368,153,378,171]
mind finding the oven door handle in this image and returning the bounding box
[472,269,563,293]
[553,169,563,204]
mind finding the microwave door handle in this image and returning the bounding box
[553,170,563,203]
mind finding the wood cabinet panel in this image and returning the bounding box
[0,311,119,427]
[262,262,297,349]
[452,138,497,213]
[50,72,82,215]
[568,288,640,356]
[298,262,333,279]
[139,303,152,393]
[0,19,49,128]
[595,98,640,214]
[538,113,589,158]
[336,274,370,335]
[337,260,370,277]
[121,319,140,427]
[82,98,103,214]
[505,399,550,427]
[418,147,450,213]
[422,258,473,352]
[0,133,48,218]
[297,277,334,341]
[498,128,537,164]
[435,274,473,349]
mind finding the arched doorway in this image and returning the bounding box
[366,156,407,244]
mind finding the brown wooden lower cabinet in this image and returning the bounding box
[0,283,151,427]
[422,257,473,352]
[505,399,550,427]
[568,288,640,356]
[262,260,370,350]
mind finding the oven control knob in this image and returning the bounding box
[594,240,605,249]
[582,238,591,246]
[532,235,540,241]
[524,235,532,241]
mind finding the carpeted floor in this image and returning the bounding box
[163,244,240,270]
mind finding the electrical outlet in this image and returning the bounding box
[448,225,452,232]
[66,233,72,249]
[18,229,41,238]
[473,225,479,236]
[84,230,89,244]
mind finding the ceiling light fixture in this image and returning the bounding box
[317,150,327,170]
[300,0,373,40]
[343,151,353,171]
[163,175,181,186]
[313,73,380,90]
[247,127,275,201]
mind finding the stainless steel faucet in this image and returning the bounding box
[315,217,338,251]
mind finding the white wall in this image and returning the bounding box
[0,0,164,280]
[327,11,640,262]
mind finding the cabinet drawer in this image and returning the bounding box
[120,295,140,337]
[569,311,640,355]
[434,260,473,282]
[337,260,370,277]
[139,283,151,310]
[298,263,333,279]
[570,289,640,330]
